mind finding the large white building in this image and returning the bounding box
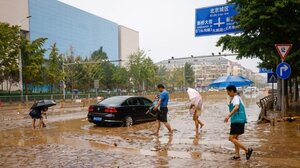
[156,56,256,88]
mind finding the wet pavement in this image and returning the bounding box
[1,93,300,168]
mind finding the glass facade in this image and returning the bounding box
[28,0,119,59]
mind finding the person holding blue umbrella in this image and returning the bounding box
[209,75,253,88]
[224,85,253,160]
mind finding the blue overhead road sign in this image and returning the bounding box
[195,3,240,37]
[276,62,291,79]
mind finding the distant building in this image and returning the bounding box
[118,26,139,67]
[0,0,139,92]
[156,56,258,88]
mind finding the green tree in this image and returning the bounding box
[128,50,158,91]
[184,63,195,87]
[0,22,20,86]
[90,47,115,90]
[91,46,108,60]
[157,66,168,84]
[112,66,129,90]
[142,57,158,90]
[216,0,300,110]
[21,37,47,94]
[168,68,184,91]
[46,43,63,93]
[64,53,82,92]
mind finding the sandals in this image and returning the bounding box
[246,148,253,160]
[230,148,253,161]
[230,156,241,160]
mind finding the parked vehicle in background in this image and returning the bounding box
[87,96,156,126]
[208,88,219,92]
[244,87,259,94]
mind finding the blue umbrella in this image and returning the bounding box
[208,75,253,88]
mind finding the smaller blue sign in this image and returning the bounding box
[259,68,273,73]
[276,62,291,79]
[267,73,277,83]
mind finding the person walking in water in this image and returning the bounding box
[224,85,253,160]
[153,84,172,135]
[29,107,48,129]
[189,104,204,135]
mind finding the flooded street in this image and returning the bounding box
[1,93,300,168]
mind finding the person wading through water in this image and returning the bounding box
[153,84,172,135]
[224,85,253,160]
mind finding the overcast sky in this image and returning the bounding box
[60,0,260,72]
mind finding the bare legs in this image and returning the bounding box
[229,135,247,157]
[193,113,204,135]
[32,118,45,129]
[155,120,172,135]
[39,118,44,128]
[32,119,36,129]
[155,120,161,134]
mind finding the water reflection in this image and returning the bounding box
[1,94,300,167]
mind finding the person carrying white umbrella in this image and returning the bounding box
[187,88,204,135]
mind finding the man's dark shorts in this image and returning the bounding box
[157,107,168,122]
[230,123,245,135]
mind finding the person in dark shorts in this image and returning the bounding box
[224,85,253,160]
[153,84,172,135]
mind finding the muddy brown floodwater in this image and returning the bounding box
[1,93,300,168]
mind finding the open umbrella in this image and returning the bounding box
[31,100,56,109]
[187,88,203,110]
[208,75,253,88]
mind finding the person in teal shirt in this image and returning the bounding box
[153,84,172,135]
[224,85,253,160]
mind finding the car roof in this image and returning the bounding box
[107,96,149,99]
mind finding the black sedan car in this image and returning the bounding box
[87,96,156,126]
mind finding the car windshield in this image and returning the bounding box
[98,97,125,106]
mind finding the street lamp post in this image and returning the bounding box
[18,16,31,102]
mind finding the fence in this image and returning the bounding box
[0,91,227,105]
[0,92,123,103]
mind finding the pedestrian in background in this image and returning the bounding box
[189,104,204,135]
[29,107,48,129]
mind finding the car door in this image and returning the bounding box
[127,98,143,121]
[140,98,155,120]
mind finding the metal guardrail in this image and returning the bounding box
[257,95,277,121]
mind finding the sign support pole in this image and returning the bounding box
[275,44,292,117]
[282,77,285,117]
[272,80,274,110]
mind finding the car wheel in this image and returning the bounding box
[123,116,133,127]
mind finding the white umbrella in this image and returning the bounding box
[187,88,203,110]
